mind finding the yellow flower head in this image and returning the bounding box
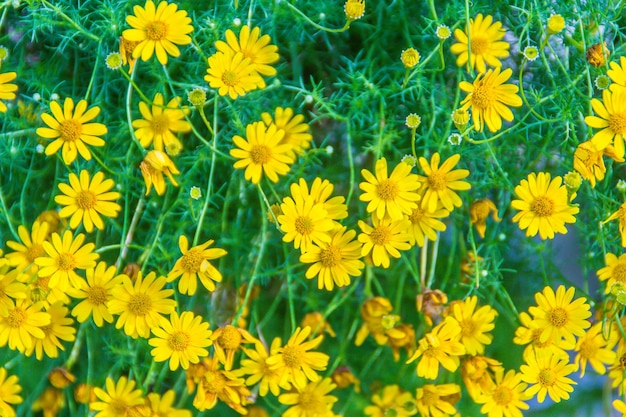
[331,366,360,393]
[598,252,626,294]
[450,14,510,73]
[475,369,530,417]
[585,88,626,158]
[48,367,76,389]
[520,349,577,403]
[25,301,76,360]
[364,384,415,417]
[261,107,313,158]
[132,93,191,151]
[167,235,227,295]
[604,201,626,247]
[123,0,193,65]
[415,384,460,417]
[278,378,338,417]
[119,36,141,73]
[0,71,17,113]
[344,0,365,21]
[436,24,451,40]
[140,150,180,196]
[574,322,616,377]
[461,355,502,400]
[573,140,607,188]
[450,295,498,355]
[459,67,523,132]
[0,368,22,417]
[37,97,108,165]
[358,216,411,269]
[4,220,50,274]
[210,324,257,371]
[237,337,287,397]
[511,172,579,240]
[417,152,471,213]
[405,198,449,247]
[469,198,501,238]
[91,376,145,416]
[205,50,263,100]
[401,48,420,69]
[405,113,421,129]
[216,25,279,82]
[547,14,565,35]
[0,299,50,354]
[607,56,626,90]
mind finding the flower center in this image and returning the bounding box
[151,113,171,135]
[408,206,426,224]
[282,344,304,368]
[460,318,476,337]
[538,368,556,387]
[427,171,447,191]
[470,82,495,110]
[57,253,76,271]
[7,307,26,328]
[376,179,399,201]
[221,70,239,87]
[76,190,97,210]
[470,36,489,55]
[548,307,568,328]
[218,325,242,350]
[420,388,438,406]
[579,338,598,359]
[319,244,342,267]
[493,385,513,405]
[110,399,129,414]
[609,113,626,134]
[295,216,314,236]
[250,144,272,164]
[146,20,167,40]
[369,225,391,246]
[87,285,108,305]
[181,248,204,273]
[531,328,550,347]
[60,119,82,142]
[128,293,152,316]
[613,263,626,283]
[27,243,45,263]
[169,331,190,351]
[298,391,321,411]
[531,196,554,217]
[204,371,226,394]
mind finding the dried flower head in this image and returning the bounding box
[587,42,610,67]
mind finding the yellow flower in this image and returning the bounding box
[145,390,192,417]
[330,366,360,393]
[69,261,125,327]
[37,98,108,165]
[0,71,17,113]
[405,199,449,247]
[301,312,336,338]
[598,252,626,293]
[450,295,498,355]
[108,271,176,339]
[417,152,471,213]
[266,326,330,389]
[149,310,213,371]
[119,36,140,73]
[300,226,364,290]
[615,399,626,416]
[528,285,591,347]
[123,0,193,65]
[55,170,121,233]
[459,67,523,132]
[586,42,610,67]
[546,14,565,35]
[0,267,27,316]
[167,235,227,295]
[475,369,530,417]
[236,338,287,397]
[573,140,609,187]
[415,384,460,417]
[0,298,50,353]
[140,150,180,196]
[4,220,50,273]
[520,349,577,403]
[287,177,348,222]
[358,216,411,268]
[604,201,626,247]
[34,230,98,291]
[26,302,75,360]
[132,93,191,151]
[261,107,313,158]
[360,157,422,220]
[230,121,294,184]
[355,297,405,346]
[210,324,257,371]
[406,317,466,380]
[278,378,338,417]
[216,25,279,83]
[47,367,76,389]
[461,355,502,400]
[205,50,263,99]
[585,88,626,157]
[574,322,616,377]
[469,198,501,238]
[0,368,22,417]
[450,14,510,73]
[513,311,572,358]
[608,56,626,91]
[609,340,626,394]
[192,357,250,413]
[344,0,365,21]
[511,172,579,240]
[401,48,420,68]
[364,384,416,417]
[91,376,145,417]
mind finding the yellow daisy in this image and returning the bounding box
[615,399,626,416]
[0,368,22,417]
[0,267,28,316]
[527,285,591,346]
[450,295,498,355]
[230,121,294,184]
[167,235,227,295]
[4,220,50,273]
[123,0,193,65]
[191,356,251,413]
[475,369,530,417]
[108,271,176,338]
[573,140,608,187]
[91,376,145,417]
[609,340,626,394]
[278,378,337,417]
[513,311,572,358]
[584,87,626,157]
[266,326,330,389]
[237,338,287,397]
[0,298,50,353]
[405,199,449,247]
[55,170,121,233]
[450,14,510,73]
[598,252,626,293]
[34,230,98,291]
[300,226,365,290]
[359,157,422,220]
[37,97,108,165]
[574,322,616,377]
[69,261,125,327]
[25,301,76,360]
[0,71,17,113]
[511,172,579,240]
[261,107,313,157]
[406,316,466,380]
[204,50,263,100]
[216,25,279,84]
[210,324,257,371]
[604,201,626,247]
[288,177,348,222]
[364,384,415,417]
[520,349,577,403]
[145,390,192,417]
[608,56,626,90]
[415,383,460,417]
[461,355,502,400]
[140,149,180,196]
[132,93,191,151]
[358,216,411,268]
[417,152,471,213]
[149,310,213,371]
[459,67,523,132]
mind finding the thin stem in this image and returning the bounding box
[40,0,100,42]
[283,2,350,33]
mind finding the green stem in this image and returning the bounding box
[40,0,100,42]
[283,2,351,33]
